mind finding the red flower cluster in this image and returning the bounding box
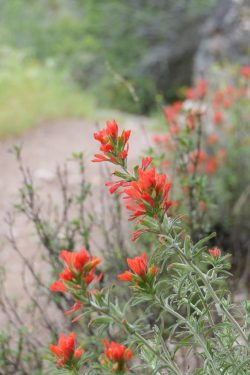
[163,101,182,133]
[100,339,133,373]
[212,77,249,124]
[92,120,131,165]
[213,110,224,125]
[118,252,157,285]
[50,248,101,317]
[240,65,250,79]
[50,332,83,368]
[94,122,172,240]
[186,79,208,100]
[187,149,219,175]
[208,247,221,257]
[207,134,219,144]
[124,166,172,221]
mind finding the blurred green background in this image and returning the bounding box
[0,0,219,136]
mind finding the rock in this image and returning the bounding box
[194,0,250,76]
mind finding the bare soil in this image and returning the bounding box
[0,116,152,300]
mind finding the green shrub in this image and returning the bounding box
[0,47,95,137]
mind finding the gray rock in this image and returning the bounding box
[194,0,250,77]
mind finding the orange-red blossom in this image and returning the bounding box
[100,339,133,373]
[92,120,131,165]
[208,247,221,257]
[50,248,101,293]
[123,166,172,221]
[50,332,83,368]
[240,65,250,79]
[50,248,102,317]
[118,252,158,284]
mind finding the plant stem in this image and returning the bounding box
[155,296,219,375]
[89,300,182,375]
[173,243,249,346]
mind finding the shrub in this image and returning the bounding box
[0,0,218,113]
[0,144,132,374]
[46,120,250,374]
[0,47,95,137]
[149,65,250,255]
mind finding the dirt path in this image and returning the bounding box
[0,115,152,298]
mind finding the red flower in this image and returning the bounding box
[141,156,153,170]
[131,229,143,241]
[123,167,172,221]
[213,91,224,108]
[196,79,208,98]
[186,113,197,131]
[240,65,250,79]
[187,150,208,173]
[217,149,226,159]
[127,253,147,277]
[64,301,82,316]
[186,87,195,100]
[208,247,221,257]
[205,157,218,174]
[207,134,218,144]
[92,120,131,166]
[153,134,173,150]
[50,280,67,293]
[50,332,83,368]
[118,252,158,284]
[223,98,232,109]
[50,248,102,300]
[189,150,207,164]
[101,340,132,373]
[163,101,182,126]
[105,180,130,194]
[213,111,223,125]
[186,80,207,100]
[118,271,134,282]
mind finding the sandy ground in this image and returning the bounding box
[0,115,152,300]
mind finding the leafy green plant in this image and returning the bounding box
[47,120,250,374]
[0,47,95,137]
[0,0,218,113]
[148,65,250,251]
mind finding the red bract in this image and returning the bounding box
[141,156,153,170]
[240,65,250,79]
[213,90,224,108]
[186,79,208,100]
[123,167,172,221]
[208,247,221,257]
[101,339,133,373]
[205,157,218,175]
[213,111,223,125]
[207,134,218,144]
[118,252,158,284]
[163,101,182,126]
[105,179,130,194]
[50,248,102,310]
[187,150,208,173]
[188,150,220,175]
[92,120,131,165]
[196,79,208,98]
[153,133,173,149]
[131,229,143,241]
[50,332,83,368]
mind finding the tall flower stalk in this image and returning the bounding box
[47,120,250,374]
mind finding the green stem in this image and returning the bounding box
[89,300,182,375]
[190,274,236,363]
[173,243,249,346]
[156,296,218,375]
[133,331,182,375]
